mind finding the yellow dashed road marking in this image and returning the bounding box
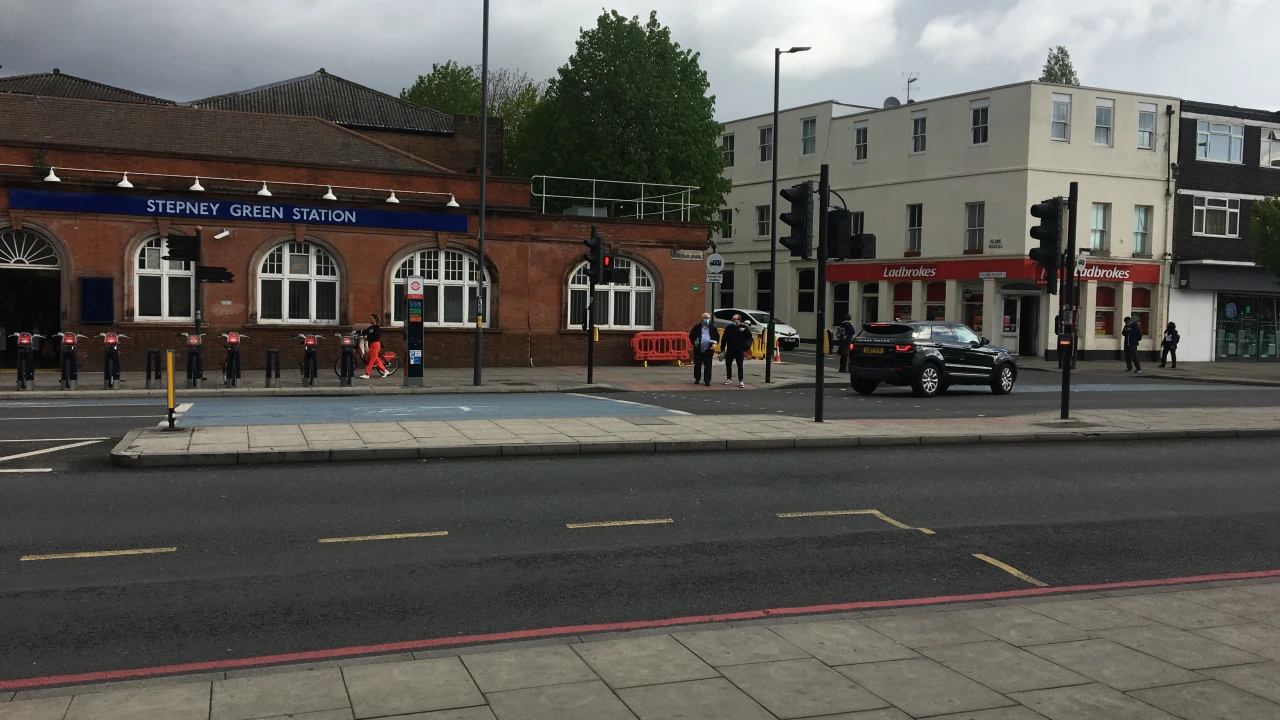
[973,553,1049,587]
[319,531,449,544]
[566,518,674,529]
[776,509,935,534]
[21,547,177,561]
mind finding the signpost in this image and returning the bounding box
[706,253,724,310]
[404,276,424,386]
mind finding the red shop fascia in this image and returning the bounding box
[826,257,1162,285]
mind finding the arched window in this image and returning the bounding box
[135,237,194,320]
[391,249,489,327]
[258,241,339,324]
[0,228,58,268]
[567,258,654,330]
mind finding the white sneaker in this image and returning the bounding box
[379,369,389,377]
[723,379,732,385]
[359,374,371,379]
[739,381,745,388]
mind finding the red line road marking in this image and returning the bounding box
[5,567,1280,691]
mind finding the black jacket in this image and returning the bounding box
[689,323,717,354]
[837,320,856,345]
[720,322,753,354]
[1162,329,1180,347]
[362,324,382,343]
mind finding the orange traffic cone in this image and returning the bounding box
[773,340,781,363]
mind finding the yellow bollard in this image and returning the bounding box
[593,326,599,342]
[165,349,176,430]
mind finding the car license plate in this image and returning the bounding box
[863,347,884,354]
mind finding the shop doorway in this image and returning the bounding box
[1019,296,1040,356]
[0,228,62,368]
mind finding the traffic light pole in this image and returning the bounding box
[765,50,781,384]
[474,0,489,387]
[815,165,829,423]
[586,281,595,384]
[1061,181,1079,420]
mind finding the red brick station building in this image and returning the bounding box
[0,69,706,371]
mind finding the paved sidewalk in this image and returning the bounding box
[111,405,1280,467]
[1020,357,1280,387]
[8,575,1280,718]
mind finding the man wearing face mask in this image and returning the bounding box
[688,312,718,386]
[720,312,753,388]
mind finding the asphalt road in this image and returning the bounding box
[3,439,1280,681]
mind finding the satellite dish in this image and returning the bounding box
[883,96,901,108]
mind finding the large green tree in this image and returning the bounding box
[1252,196,1280,277]
[512,10,730,229]
[401,62,547,176]
[1039,46,1080,85]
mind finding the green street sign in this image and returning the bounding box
[691,285,701,292]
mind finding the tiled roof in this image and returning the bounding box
[190,69,454,134]
[0,69,175,105]
[0,93,447,173]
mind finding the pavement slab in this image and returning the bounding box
[615,678,772,720]
[719,658,889,718]
[1104,594,1249,630]
[1026,639,1204,691]
[769,621,918,666]
[0,697,72,720]
[858,614,997,649]
[459,646,598,693]
[837,657,1013,718]
[486,680,636,720]
[925,709,1048,720]
[211,669,349,720]
[1021,598,1153,631]
[944,607,1093,647]
[672,627,812,667]
[1192,622,1280,660]
[1130,679,1280,720]
[342,658,484,719]
[1099,624,1269,670]
[65,684,211,720]
[1009,683,1177,720]
[571,635,719,690]
[920,640,1089,693]
[1202,661,1280,704]
[1168,587,1280,620]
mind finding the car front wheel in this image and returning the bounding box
[852,380,878,395]
[990,363,1015,395]
[911,363,942,398]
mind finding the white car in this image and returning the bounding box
[712,308,801,350]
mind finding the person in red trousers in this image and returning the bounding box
[360,313,388,378]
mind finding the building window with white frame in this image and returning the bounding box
[851,211,865,236]
[1051,93,1071,141]
[965,202,985,252]
[1137,103,1156,150]
[854,121,868,162]
[797,269,815,313]
[567,258,654,330]
[970,98,989,145]
[801,117,817,155]
[756,205,771,237]
[391,248,488,327]
[1090,203,1111,251]
[1197,121,1243,163]
[719,209,733,240]
[135,236,194,320]
[1094,98,1114,146]
[758,126,773,162]
[1193,196,1240,237]
[719,271,734,308]
[911,110,927,153]
[721,134,735,167]
[907,204,923,252]
[1133,206,1153,255]
[1262,129,1280,168]
[258,241,339,323]
[755,269,772,313]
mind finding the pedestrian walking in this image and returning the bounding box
[360,313,388,379]
[1123,316,1143,373]
[688,312,718,386]
[720,312,753,388]
[836,313,856,373]
[1159,322,1180,368]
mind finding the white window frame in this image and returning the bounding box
[567,258,654,330]
[758,126,773,163]
[721,133,735,167]
[719,209,733,240]
[1193,196,1241,238]
[801,117,817,156]
[853,121,868,162]
[1133,205,1153,255]
[910,110,927,154]
[965,202,985,252]
[1262,129,1280,169]
[756,205,771,237]
[134,236,195,321]
[907,204,923,252]
[851,211,865,236]
[1137,103,1157,150]
[1197,121,1243,164]
[1051,93,1071,142]
[257,241,340,324]
[970,98,990,146]
[1094,98,1114,147]
[391,248,489,328]
[1090,203,1111,251]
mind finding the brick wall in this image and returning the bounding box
[361,115,504,176]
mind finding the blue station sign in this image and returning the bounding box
[7,189,469,233]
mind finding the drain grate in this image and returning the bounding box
[1031,420,1104,429]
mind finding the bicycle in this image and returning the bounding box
[332,331,400,377]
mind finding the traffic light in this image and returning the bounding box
[826,208,852,260]
[162,234,200,263]
[583,227,605,284]
[849,233,877,259]
[779,182,813,258]
[1029,197,1064,294]
[196,266,234,284]
[602,251,628,284]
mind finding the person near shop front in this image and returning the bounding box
[1123,316,1143,373]
[1160,322,1180,369]
[688,312,718,386]
[836,313,856,373]
[360,313,388,379]
[720,312,753,388]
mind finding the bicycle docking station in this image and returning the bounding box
[58,332,87,390]
[265,348,281,388]
[404,275,425,387]
[297,334,320,387]
[9,332,42,391]
[219,332,247,388]
[182,333,204,388]
[336,333,356,387]
[101,332,129,389]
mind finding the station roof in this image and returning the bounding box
[0,69,175,105]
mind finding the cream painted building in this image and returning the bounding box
[715,81,1179,360]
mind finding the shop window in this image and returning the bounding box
[1131,286,1151,336]
[861,281,879,323]
[258,242,339,324]
[961,285,983,332]
[1094,285,1116,336]
[1216,296,1279,361]
[135,236,194,321]
[926,281,946,321]
[833,283,850,322]
[392,249,489,327]
[893,282,912,321]
[719,271,734,309]
[568,258,653,330]
[797,269,815,313]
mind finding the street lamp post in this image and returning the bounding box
[765,45,810,384]
[474,0,489,386]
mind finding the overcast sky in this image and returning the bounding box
[3,0,1276,121]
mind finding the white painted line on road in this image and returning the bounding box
[0,437,107,443]
[0,415,163,421]
[176,403,193,414]
[567,393,693,416]
[0,468,53,473]
[0,440,103,463]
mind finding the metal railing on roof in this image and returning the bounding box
[531,175,699,222]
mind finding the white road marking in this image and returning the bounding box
[568,393,692,415]
[0,437,107,443]
[0,468,53,473]
[0,440,103,463]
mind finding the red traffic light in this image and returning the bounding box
[603,255,612,267]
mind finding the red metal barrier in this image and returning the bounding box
[631,332,692,364]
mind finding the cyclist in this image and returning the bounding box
[360,313,388,379]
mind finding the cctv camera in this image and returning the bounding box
[214,229,230,240]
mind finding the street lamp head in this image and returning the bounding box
[788,46,811,53]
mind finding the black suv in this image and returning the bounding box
[849,322,1017,398]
